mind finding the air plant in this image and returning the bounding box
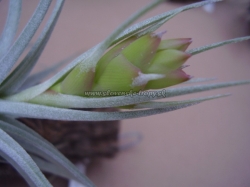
[0,0,250,187]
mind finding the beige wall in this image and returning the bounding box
[1,1,250,186]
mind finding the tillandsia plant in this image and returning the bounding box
[0,0,250,187]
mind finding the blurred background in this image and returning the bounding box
[1,0,250,187]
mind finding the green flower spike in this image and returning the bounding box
[51,32,192,97]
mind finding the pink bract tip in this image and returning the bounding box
[153,30,167,39]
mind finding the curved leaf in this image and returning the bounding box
[0,0,52,84]
[0,127,52,187]
[1,99,203,121]
[0,0,22,57]
[0,0,65,94]
[0,115,96,187]
[188,36,250,55]
[132,94,230,109]
[26,80,250,108]
[31,154,73,181]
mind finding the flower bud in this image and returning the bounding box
[51,33,193,97]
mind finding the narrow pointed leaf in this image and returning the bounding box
[0,116,95,187]
[0,0,52,84]
[0,96,227,121]
[0,128,52,187]
[132,94,230,108]
[0,115,46,141]
[0,0,22,57]
[26,80,250,108]
[0,0,65,94]
[31,154,72,180]
[188,36,250,55]
[136,11,179,37]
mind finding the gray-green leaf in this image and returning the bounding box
[0,127,52,187]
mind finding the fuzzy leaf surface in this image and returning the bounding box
[0,115,95,187]
[0,98,211,121]
[0,0,22,57]
[188,36,250,55]
[27,80,250,108]
[30,154,73,180]
[0,127,52,187]
[0,0,65,94]
[0,0,52,84]
[132,94,229,108]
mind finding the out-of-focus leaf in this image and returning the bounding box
[0,127,52,187]
[31,154,74,180]
[0,0,22,57]
[0,115,96,187]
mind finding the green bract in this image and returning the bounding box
[51,33,191,97]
